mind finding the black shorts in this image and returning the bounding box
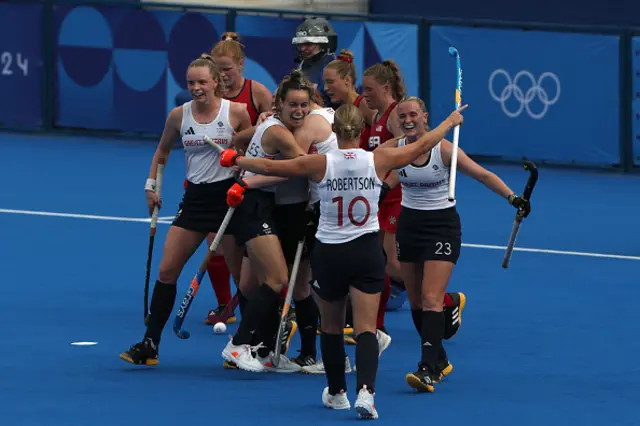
[305,202,320,256]
[172,178,235,235]
[396,205,462,264]
[311,232,386,302]
[232,189,278,247]
[274,202,309,265]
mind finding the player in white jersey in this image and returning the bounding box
[377,97,530,392]
[218,102,466,419]
[119,54,252,366]
[218,69,314,373]
[284,103,340,370]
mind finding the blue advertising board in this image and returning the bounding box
[54,5,226,133]
[430,26,620,166]
[632,37,640,167]
[0,3,43,129]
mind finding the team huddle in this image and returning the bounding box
[120,18,531,420]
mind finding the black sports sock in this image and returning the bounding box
[321,332,346,395]
[233,284,279,346]
[144,281,177,345]
[237,289,249,316]
[294,295,318,357]
[438,344,449,364]
[256,307,280,357]
[421,310,445,368]
[411,309,422,335]
[355,331,379,393]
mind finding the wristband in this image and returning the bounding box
[507,193,516,204]
[145,178,157,192]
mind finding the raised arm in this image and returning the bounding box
[373,106,467,179]
[441,140,531,215]
[230,152,326,179]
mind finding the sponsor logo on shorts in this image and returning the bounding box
[388,216,397,225]
[261,222,272,235]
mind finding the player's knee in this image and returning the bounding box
[263,269,288,291]
[421,289,443,311]
[320,313,343,334]
[238,272,258,294]
[293,280,310,300]
[158,264,180,284]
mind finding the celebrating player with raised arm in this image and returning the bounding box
[217,102,466,419]
[381,97,529,392]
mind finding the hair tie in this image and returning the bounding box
[337,55,352,63]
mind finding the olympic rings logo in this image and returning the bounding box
[488,69,561,119]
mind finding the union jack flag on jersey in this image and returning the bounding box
[343,152,356,159]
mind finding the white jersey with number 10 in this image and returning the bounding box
[315,149,382,244]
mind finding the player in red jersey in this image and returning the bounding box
[213,33,273,126]
[322,49,375,151]
[198,34,274,326]
[360,60,407,343]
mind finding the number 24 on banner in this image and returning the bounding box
[1,52,29,77]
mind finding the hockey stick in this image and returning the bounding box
[173,135,236,338]
[502,161,538,269]
[144,157,166,325]
[448,46,463,202]
[273,239,305,366]
[173,206,236,339]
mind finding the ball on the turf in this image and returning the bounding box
[213,322,227,334]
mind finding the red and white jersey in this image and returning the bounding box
[368,102,401,204]
[354,95,371,151]
[315,149,382,244]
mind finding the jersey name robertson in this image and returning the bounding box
[316,149,382,244]
[326,176,377,192]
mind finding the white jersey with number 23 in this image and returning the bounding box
[315,149,382,244]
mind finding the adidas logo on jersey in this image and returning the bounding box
[185,127,196,135]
